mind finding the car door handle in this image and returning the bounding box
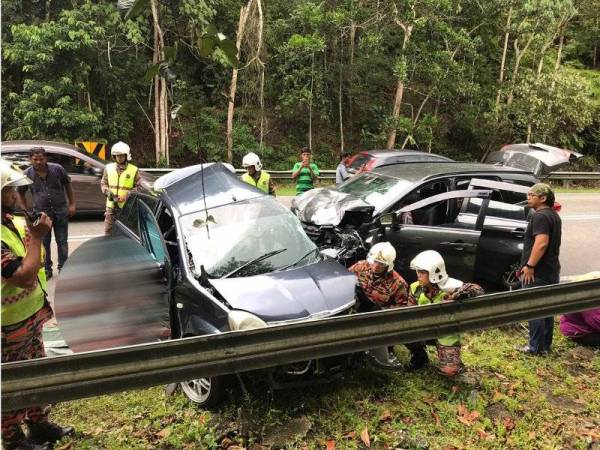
[511,229,525,238]
[440,241,474,250]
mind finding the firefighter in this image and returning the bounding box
[101,141,140,234]
[349,242,409,369]
[406,250,484,376]
[241,152,275,195]
[1,159,74,450]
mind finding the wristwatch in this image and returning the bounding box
[525,263,535,269]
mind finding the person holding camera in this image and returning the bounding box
[291,147,319,195]
[2,159,74,449]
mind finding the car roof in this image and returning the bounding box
[360,149,448,158]
[371,161,532,182]
[154,163,264,216]
[1,140,79,152]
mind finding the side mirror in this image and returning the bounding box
[379,212,395,227]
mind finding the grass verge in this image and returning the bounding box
[50,325,599,449]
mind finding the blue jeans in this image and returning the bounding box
[43,213,69,274]
[522,276,559,353]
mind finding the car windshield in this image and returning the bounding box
[337,172,412,211]
[180,197,319,278]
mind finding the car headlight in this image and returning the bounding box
[228,310,268,331]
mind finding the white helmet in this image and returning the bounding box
[242,152,262,171]
[410,250,462,291]
[111,141,131,160]
[367,242,396,272]
[0,159,32,190]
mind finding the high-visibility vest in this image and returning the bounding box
[1,217,46,326]
[410,281,460,346]
[106,163,138,208]
[241,171,270,194]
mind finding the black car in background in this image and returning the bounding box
[293,144,581,289]
[346,149,453,175]
[55,163,357,407]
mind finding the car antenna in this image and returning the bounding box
[197,118,211,240]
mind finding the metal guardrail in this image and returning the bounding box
[2,279,600,410]
[142,168,600,184]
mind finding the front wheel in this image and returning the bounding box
[180,376,226,408]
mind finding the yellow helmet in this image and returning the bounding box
[0,159,32,190]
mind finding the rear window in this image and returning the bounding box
[348,154,373,170]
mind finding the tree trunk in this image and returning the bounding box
[495,7,512,113]
[400,94,429,150]
[226,2,251,164]
[150,0,168,165]
[308,52,315,150]
[506,35,534,106]
[338,34,344,152]
[386,24,412,150]
[256,0,265,149]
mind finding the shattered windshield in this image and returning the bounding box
[180,197,319,278]
[337,172,412,211]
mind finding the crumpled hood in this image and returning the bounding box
[209,259,356,322]
[291,188,374,226]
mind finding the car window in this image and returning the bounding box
[338,172,413,211]
[45,153,95,175]
[139,200,167,262]
[1,152,30,169]
[119,194,140,236]
[464,198,527,221]
[348,154,372,170]
[391,180,449,217]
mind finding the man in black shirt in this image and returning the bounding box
[518,183,562,355]
[17,147,76,279]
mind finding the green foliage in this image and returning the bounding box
[1,0,599,165]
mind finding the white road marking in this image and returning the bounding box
[561,214,600,220]
[68,234,103,242]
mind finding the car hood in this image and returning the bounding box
[209,259,356,323]
[291,188,375,226]
[484,143,583,177]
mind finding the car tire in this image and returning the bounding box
[180,376,226,408]
[501,262,521,291]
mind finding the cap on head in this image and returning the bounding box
[367,242,396,272]
[111,141,131,160]
[529,182,555,205]
[0,159,32,190]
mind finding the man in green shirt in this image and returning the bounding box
[292,147,320,195]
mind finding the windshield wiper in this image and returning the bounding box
[221,248,287,279]
[276,247,319,272]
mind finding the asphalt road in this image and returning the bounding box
[43,193,600,315]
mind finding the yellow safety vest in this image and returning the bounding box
[1,217,46,326]
[241,171,270,194]
[106,163,138,208]
[410,281,459,346]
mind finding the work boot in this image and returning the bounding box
[25,421,74,445]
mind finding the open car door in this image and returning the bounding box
[484,143,582,178]
[55,200,171,352]
[378,189,492,283]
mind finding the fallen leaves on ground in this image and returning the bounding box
[343,431,356,439]
[326,439,336,450]
[379,410,392,422]
[457,404,480,426]
[360,426,371,447]
[502,417,516,431]
[431,409,441,427]
[156,428,171,439]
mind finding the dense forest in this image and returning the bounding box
[2,0,599,169]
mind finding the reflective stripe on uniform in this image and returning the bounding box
[1,219,45,326]
[241,171,270,194]
[106,163,138,209]
[410,281,459,346]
